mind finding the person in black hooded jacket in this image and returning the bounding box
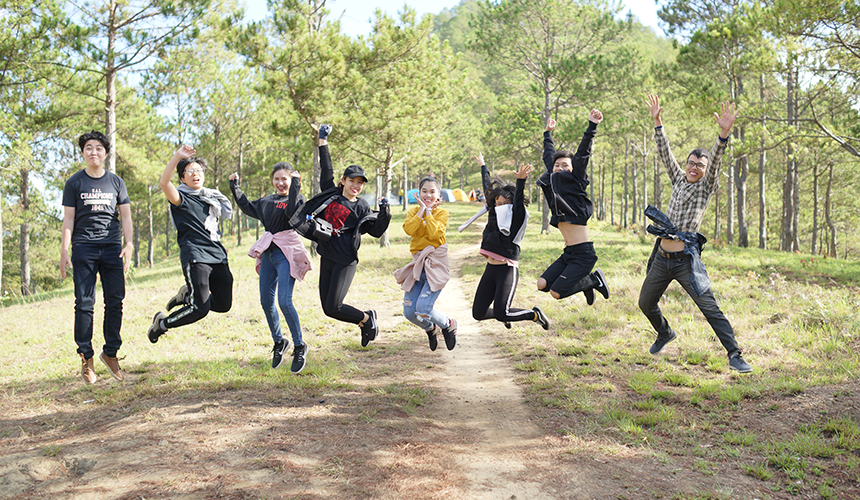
[292,124,391,347]
[536,110,610,305]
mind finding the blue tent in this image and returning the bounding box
[407,189,419,203]
[440,189,455,202]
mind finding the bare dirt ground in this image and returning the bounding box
[2,245,859,499]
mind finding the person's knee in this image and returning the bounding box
[537,277,549,291]
[550,290,562,300]
[402,298,418,321]
[638,294,654,314]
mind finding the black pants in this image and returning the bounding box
[472,263,536,323]
[319,257,364,324]
[539,241,598,298]
[165,262,233,329]
[72,242,125,358]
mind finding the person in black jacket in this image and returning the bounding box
[229,163,311,373]
[536,111,610,305]
[469,153,550,330]
[293,124,391,347]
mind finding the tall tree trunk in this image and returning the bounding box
[713,178,721,241]
[147,185,154,268]
[781,62,800,252]
[105,0,118,173]
[133,216,140,267]
[165,204,171,257]
[736,154,749,247]
[641,148,647,232]
[237,139,244,247]
[623,140,629,227]
[812,161,819,255]
[610,157,615,226]
[825,162,836,257]
[19,168,30,296]
[0,198,4,293]
[758,74,768,249]
[631,151,638,226]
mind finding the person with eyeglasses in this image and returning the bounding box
[638,94,752,373]
[147,145,234,344]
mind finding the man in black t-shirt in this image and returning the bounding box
[61,131,134,384]
[147,144,234,344]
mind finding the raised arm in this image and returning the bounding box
[571,109,602,181]
[161,145,195,206]
[473,152,492,202]
[228,173,261,220]
[287,171,304,217]
[318,124,336,192]
[648,94,684,184]
[542,118,557,174]
[704,101,738,191]
[511,163,532,231]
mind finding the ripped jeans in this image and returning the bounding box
[403,270,449,331]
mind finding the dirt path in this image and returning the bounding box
[428,244,559,499]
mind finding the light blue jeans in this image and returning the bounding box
[259,248,303,346]
[403,270,449,331]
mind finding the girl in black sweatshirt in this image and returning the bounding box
[467,153,550,330]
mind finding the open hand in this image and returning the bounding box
[473,152,485,166]
[647,94,662,124]
[714,100,738,138]
[515,163,533,180]
[176,144,196,159]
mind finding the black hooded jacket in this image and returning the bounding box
[536,121,597,227]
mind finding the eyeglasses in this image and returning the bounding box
[184,168,205,175]
[686,160,707,169]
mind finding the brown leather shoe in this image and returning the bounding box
[80,353,97,385]
[99,352,124,381]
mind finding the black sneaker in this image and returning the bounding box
[533,306,550,330]
[148,312,167,344]
[592,269,609,300]
[729,354,752,373]
[166,285,189,311]
[426,326,439,351]
[441,319,457,350]
[360,310,378,347]
[504,321,512,329]
[649,331,676,354]
[583,287,595,306]
[272,339,290,369]
[291,343,309,374]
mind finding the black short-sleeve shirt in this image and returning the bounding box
[62,169,130,244]
[170,191,229,265]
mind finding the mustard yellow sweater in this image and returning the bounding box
[403,206,448,254]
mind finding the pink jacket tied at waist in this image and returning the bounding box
[393,244,450,292]
[248,230,311,281]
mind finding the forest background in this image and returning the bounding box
[1,0,859,300]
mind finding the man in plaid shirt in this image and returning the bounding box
[638,94,752,373]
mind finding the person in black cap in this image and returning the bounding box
[293,124,391,347]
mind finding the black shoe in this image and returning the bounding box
[729,354,752,373]
[272,339,290,369]
[504,322,512,329]
[441,319,457,350]
[649,331,676,354]
[533,306,550,330]
[148,312,167,344]
[360,310,378,347]
[291,343,308,374]
[426,326,439,351]
[166,285,189,311]
[592,269,609,300]
[583,287,595,306]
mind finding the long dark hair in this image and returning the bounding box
[271,162,294,178]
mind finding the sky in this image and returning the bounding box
[242,0,664,38]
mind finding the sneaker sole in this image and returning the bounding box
[99,352,124,381]
[649,333,676,355]
[148,312,166,344]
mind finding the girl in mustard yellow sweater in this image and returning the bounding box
[393,176,457,351]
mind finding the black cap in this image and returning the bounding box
[342,165,367,182]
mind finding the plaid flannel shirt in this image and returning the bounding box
[653,127,728,233]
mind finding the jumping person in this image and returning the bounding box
[467,153,550,330]
[229,164,311,373]
[292,124,391,347]
[60,130,134,384]
[536,111,610,305]
[639,94,752,373]
[393,176,457,351]
[147,145,234,344]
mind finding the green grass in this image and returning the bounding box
[3,201,860,498]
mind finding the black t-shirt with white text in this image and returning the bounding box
[170,191,229,265]
[62,169,130,244]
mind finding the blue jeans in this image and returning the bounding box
[259,247,303,345]
[403,271,449,331]
[71,242,125,359]
[638,252,740,358]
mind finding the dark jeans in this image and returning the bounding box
[638,252,740,358]
[319,257,364,324]
[165,262,233,329]
[472,263,535,323]
[71,242,125,359]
